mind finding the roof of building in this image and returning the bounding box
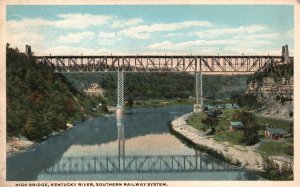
[229,121,244,127]
[266,127,289,135]
[225,104,233,108]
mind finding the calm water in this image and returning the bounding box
[7,105,261,180]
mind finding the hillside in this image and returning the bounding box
[63,73,249,104]
[6,46,107,141]
[243,62,294,118]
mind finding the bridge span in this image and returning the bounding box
[28,45,294,169]
[30,45,293,141]
[35,55,288,73]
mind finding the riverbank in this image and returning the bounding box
[170,112,292,173]
[6,136,38,157]
[6,122,77,157]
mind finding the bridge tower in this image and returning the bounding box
[25,45,33,57]
[282,44,291,63]
[194,72,203,113]
[116,71,125,170]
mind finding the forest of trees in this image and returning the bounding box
[247,61,293,84]
[6,44,252,141]
[6,45,107,141]
[64,73,249,104]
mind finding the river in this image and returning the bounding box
[7,105,261,180]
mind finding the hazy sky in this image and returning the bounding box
[6,5,294,56]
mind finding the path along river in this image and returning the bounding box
[7,105,262,181]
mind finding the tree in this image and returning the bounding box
[64,98,74,116]
[237,94,261,109]
[126,98,134,108]
[237,111,259,145]
[201,116,219,134]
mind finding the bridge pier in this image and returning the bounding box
[116,71,124,126]
[116,71,125,171]
[194,72,203,113]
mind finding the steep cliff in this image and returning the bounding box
[244,62,293,119]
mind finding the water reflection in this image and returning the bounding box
[7,105,262,181]
[117,123,125,170]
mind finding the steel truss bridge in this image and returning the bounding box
[34,52,293,115]
[35,55,289,73]
[42,155,238,174]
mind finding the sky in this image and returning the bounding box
[6,5,294,56]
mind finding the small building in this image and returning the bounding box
[233,103,240,109]
[225,104,233,109]
[265,127,290,140]
[204,105,216,111]
[217,105,224,109]
[229,121,244,131]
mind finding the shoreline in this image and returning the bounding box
[6,122,77,158]
[6,112,105,158]
[170,112,293,173]
[6,136,38,158]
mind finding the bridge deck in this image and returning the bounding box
[35,55,290,73]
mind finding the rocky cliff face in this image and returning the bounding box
[245,77,293,119]
[246,77,293,100]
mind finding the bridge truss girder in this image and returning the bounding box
[36,55,288,73]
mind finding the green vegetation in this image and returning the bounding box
[187,109,248,145]
[260,156,293,180]
[6,46,108,141]
[201,116,219,134]
[63,73,249,105]
[128,98,194,108]
[188,109,292,148]
[214,131,244,145]
[230,61,294,111]
[257,141,293,157]
[247,61,293,84]
[234,111,259,145]
[256,116,291,131]
[236,94,262,110]
[187,113,207,131]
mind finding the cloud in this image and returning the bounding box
[6,12,291,56]
[98,31,116,39]
[97,31,120,44]
[148,38,274,55]
[38,45,112,56]
[163,33,183,37]
[119,21,212,39]
[148,39,238,51]
[7,14,112,31]
[7,32,44,50]
[58,32,95,44]
[54,14,111,29]
[233,33,278,40]
[111,18,143,28]
[7,18,53,33]
[193,25,266,38]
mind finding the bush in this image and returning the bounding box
[261,156,293,180]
